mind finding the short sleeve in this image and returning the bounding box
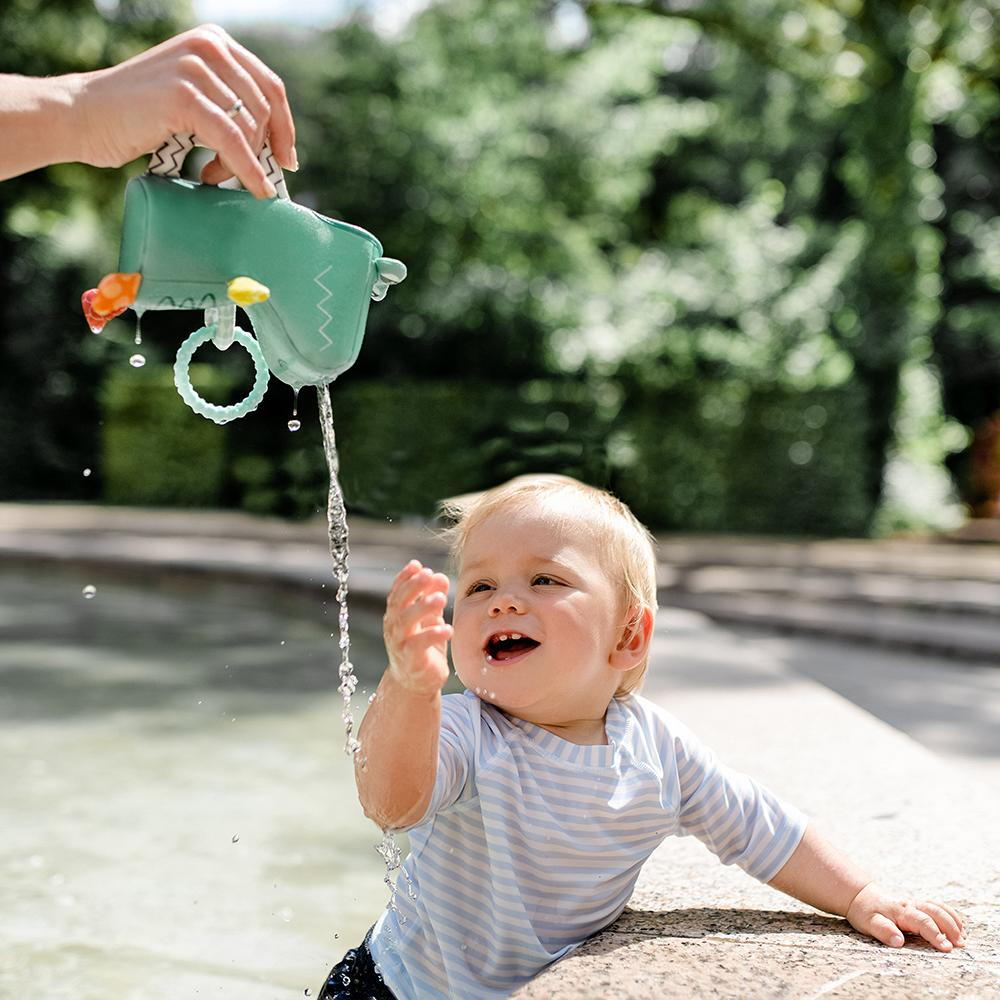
[403,693,477,829]
[671,717,808,883]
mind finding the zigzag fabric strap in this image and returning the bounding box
[148,133,288,197]
[149,133,196,177]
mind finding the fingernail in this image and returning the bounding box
[891,934,904,947]
[290,148,299,171]
[264,180,277,198]
[957,936,965,946]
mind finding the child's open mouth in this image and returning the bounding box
[484,631,540,664]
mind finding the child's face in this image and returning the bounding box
[451,503,627,723]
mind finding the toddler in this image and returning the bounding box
[318,474,964,999]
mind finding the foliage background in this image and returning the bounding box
[1,0,997,535]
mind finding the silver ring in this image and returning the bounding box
[226,99,243,118]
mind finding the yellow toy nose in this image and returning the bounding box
[227,276,270,306]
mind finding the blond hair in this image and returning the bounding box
[439,474,658,698]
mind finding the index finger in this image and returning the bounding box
[208,27,297,169]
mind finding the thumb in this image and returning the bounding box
[863,912,905,948]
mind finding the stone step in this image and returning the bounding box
[661,565,1000,618]
[661,590,1000,662]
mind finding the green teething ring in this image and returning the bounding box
[173,324,269,424]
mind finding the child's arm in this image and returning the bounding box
[355,560,452,830]
[768,824,965,951]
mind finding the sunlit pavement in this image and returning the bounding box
[2,505,998,998]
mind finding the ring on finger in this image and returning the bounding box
[226,98,244,118]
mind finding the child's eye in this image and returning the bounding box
[466,581,493,595]
[532,575,560,586]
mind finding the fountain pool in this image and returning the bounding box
[0,564,398,999]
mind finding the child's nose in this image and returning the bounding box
[489,591,525,616]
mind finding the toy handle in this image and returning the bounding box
[148,133,288,198]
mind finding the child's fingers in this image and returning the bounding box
[386,566,431,614]
[387,564,449,611]
[389,560,424,593]
[393,590,448,635]
[867,912,906,948]
[407,623,453,647]
[916,902,964,946]
[388,574,448,619]
[895,904,955,951]
[930,901,965,936]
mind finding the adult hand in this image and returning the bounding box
[77,24,297,197]
[383,561,453,696]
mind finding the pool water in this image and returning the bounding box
[0,566,399,999]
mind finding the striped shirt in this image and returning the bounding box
[368,690,807,999]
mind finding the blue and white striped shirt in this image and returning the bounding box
[369,690,807,999]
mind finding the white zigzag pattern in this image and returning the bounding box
[150,134,194,176]
[314,265,334,349]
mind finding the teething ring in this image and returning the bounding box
[173,325,269,424]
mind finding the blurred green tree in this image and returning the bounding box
[0,0,190,499]
[2,0,995,534]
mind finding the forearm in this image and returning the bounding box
[0,73,87,180]
[355,668,441,830]
[767,823,872,917]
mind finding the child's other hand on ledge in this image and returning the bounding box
[845,882,965,952]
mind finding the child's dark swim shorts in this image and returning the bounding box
[318,927,396,999]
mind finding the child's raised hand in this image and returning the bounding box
[383,560,452,695]
[846,882,965,952]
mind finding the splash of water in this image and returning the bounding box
[316,384,360,757]
[375,830,418,926]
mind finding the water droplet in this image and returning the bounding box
[89,325,103,334]
[134,329,142,346]
[82,467,92,477]
[197,700,203,705]
[129,354,145,368]
[82,585,96,599]
[292,387,299,416]
[304,990,311,997]
[287,419,301,432]
[334,933,339,939]
[280,640,286,646]
[232,834,239,843]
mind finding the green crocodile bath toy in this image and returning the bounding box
[83,134,406,423]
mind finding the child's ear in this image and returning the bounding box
[610,606,654,671]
